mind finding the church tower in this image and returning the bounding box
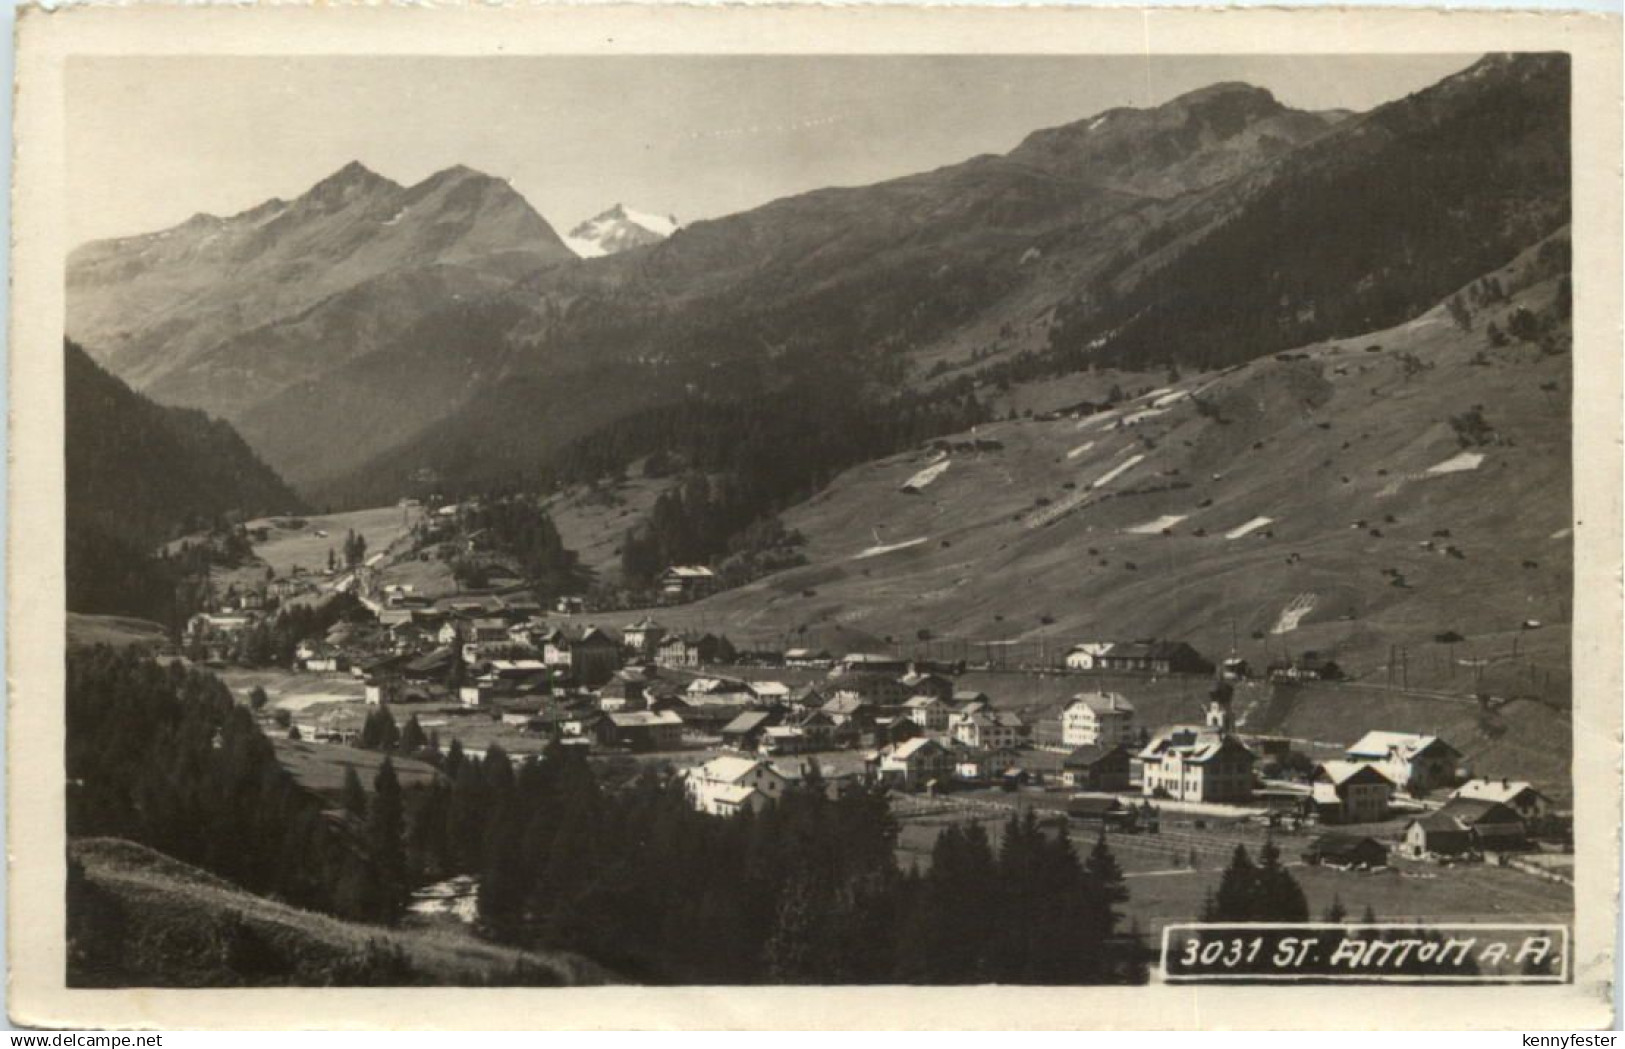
[1205,680,1235,735]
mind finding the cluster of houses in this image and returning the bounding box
[1291,730,1558,868]
[674,673,1252,816]
[263,585,756,697]
[676,668,1561,872]
[1300,777,1554,871]
[1299,731,1465,825]
[239,570,1562,863]
[666,658,1250,815]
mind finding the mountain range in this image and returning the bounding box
[66,53,1569,518]
[68,163,574,421]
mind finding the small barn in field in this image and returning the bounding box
[1066,794,1139,830]
[1302,834,1389,869]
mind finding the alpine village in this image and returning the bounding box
[65,54,1574,986]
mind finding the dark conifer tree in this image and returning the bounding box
[361,705,400,751]
[1210,844,1259,921]
[367,758,409,924]
[341,766,369,820]
[1084,830,1129,928]
[1079,830,1130,979]
[763,875,828,983]
[399,714,428,754]
[407,781,453,882]
[1255,836,1310,922]
[448,758,488,873]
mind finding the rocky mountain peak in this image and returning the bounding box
[303,160,399,209]
[1008,80,1331,198]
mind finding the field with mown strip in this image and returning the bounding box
[542,469,678,582]
[181,503,425,597]
[216,667,366,707]
[67,613,169,649]
[271,737,444,797]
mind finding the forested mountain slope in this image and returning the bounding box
[65,340,302,619]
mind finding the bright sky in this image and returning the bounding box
[67,54,1479,246]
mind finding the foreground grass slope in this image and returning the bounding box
[68,838,613,987]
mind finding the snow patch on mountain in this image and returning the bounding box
[565,204,681,258]
[1225,516,1274,540]
[1126,513,1188,535]
[620,206,680,238]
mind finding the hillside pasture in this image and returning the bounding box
[271,738,443,797]
[543,471,678,583]
[245,504,423,579]
[633,261,1572,731]
[374,551,459,600]
[67,613,169,650]
[216,667,365,708]
[196,504,425,596]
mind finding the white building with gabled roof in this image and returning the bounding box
[660,565,718,603]
[1138,727,1256,803]
[877,737,954,790]
[903,694,952,732]
[1062,692,1136,747]
[1346,731,1462,795]
[950,710,1025,750]
[748,680,792,704]
[621,616,665,654]
[1310,761,1395,824]
[682,755,788,816]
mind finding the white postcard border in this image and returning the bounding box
[9,3,1621,1030]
